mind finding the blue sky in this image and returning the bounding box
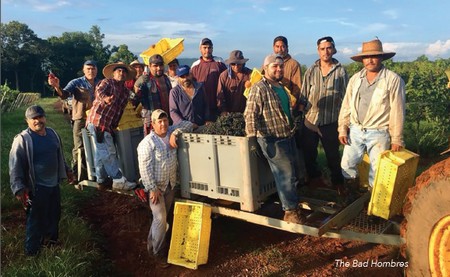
[3,0,450,68]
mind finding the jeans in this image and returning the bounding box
[86,123,122,183]
[25,185,61,255]
[341,125,390,186]
[148,187,175,256]
[258,136,299,211]
[302,122,344,185]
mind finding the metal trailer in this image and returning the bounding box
[78,122,449,276]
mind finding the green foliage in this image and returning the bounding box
[0,83,21,112]
[109,44,137,64]
[1,98,111,276]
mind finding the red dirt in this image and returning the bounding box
[79,189,406,277]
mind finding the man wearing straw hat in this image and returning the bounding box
[338,38,406,198]
[86,62,138,191]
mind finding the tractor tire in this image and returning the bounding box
[401,157,450,277]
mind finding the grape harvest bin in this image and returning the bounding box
[178,133,277,212]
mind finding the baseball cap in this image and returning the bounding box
[84,60,97,67]
[148,54,164,65]
[263,54,284,67]
[200,38,213,46]
[25,105,46,119]
[151,109,168,122]
[176,65,190,77]
[317,36,335,46]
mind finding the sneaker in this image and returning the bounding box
[112,176,137,191]
[283,210,305,224]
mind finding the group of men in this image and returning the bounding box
[9,36,405,267]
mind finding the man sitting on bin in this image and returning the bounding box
[137,109,193,268]
[85,62,137,191]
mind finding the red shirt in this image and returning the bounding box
[86,78,129,133]
[190,57,227,116]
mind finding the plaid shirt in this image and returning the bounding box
[86,78,129,133]
[244,77,294,138]
[137,121,193,192]
[301,59,348,126]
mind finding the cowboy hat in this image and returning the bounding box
[225,50,249,65]
[130,60,145,68]
[102,62,136,81]
[351,39,395,62]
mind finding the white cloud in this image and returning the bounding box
[340,47,353,55]
[425,40,450,56]
[252,5,266,13]
[382,9,398,20]
[366,23,389,33]
[27,0,71,12]
[279,6,294,12]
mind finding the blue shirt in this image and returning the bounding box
[31,129,60,187]
[169,82,209,126]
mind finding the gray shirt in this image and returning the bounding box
[357,73,381,123]
[31,130,59,187]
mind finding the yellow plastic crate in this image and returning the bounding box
[367,149,419,219]
[140,38,184,65]
[117,102,142,131]
[168,201,212,269]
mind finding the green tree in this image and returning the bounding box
[1,21,45,91]
[108,44,137,64]
[88,25,110,69]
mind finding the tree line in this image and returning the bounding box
[1,21,449,155]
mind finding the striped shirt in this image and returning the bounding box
[301,59,348,126]
[86,78,129,133]
[244,78,294,138]
[137,120,193,192]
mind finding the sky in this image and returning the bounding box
[3,0,450,68]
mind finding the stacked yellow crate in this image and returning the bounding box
[116,102,142,131]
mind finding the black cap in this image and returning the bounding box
[148,54,164,65]
[273,36,288,46]
[200,38,213,46]
[317,36,335,46]
[25,105,45,119]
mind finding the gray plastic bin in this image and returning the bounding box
[114,127,144,182]
[178,133,276,212]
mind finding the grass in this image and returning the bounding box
[1,98,111,277]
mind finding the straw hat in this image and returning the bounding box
[102,62,136,81]
[351,39,395,62]
[130,60,145,68]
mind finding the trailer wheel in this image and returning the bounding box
[402,157,450,277]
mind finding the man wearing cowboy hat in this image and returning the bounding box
[86,62,138,191]
[338,38,406,198]
[217,50,252,114]
[125,59,146,92]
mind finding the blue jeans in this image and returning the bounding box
[25,185,61,255]
[258,136,299,211]
[86,123,122,183]
[148,187,175,256]
[341,125,390,186]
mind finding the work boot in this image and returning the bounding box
[112,176,137,191]
[343,178,359,204]
[283,209,305,224]
[154,254,170,269]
